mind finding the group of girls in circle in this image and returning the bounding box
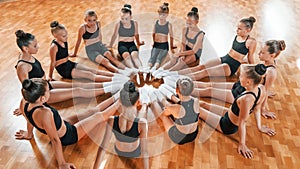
[13,2,286,169]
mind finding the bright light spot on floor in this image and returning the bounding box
[297,59,300,70]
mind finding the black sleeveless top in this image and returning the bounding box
[52,40,68,61]
[15,57,45,79]
[118,20,135,37]
[174,99,199,125]
[185,28,204,44]
[155,20,169,35]
[24,102,62,134]
[232,35,249,55]
[82,22,100,40]
[112,116,140,143]
[231,88,261,116]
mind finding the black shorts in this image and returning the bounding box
[220,54,241,76]
[118,41,138,56]
[153,42,169,50]
[55,60,77,79]
[114,144,141,158]
[168,125,198,145]
[219,112,238,135]
[186,45,201,60]
[60,121,78,146]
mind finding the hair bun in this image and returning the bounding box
[163,2,169,6]
[50,21,59,28]
[22,79,33,91]
[124,4,131,9]
[248,16,256,23]
[255,64,266,75]
[15,30,26,38]
[278,40,286,51]
[191,7,198,13]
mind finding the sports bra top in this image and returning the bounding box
[24,102,62,134]
[231,88,261,116]
[118,20,135,37]
[174,99,199,125]
[232,35,249,55]
[112,116,140,143]
[15,57,45,79]
[155,20,169,35]
[52,40,68,61]
[82,22,100,40]
[185,28,205,45]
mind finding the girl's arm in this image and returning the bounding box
[152,23,156,46]
[98,21,103,42]
[134,21,145,46]
[41,109,73,168]
[264,68,277,94]
[246,38,257,64]
[139,118,149,169]
[254,101,276,136]
[70,25,84,57]
[180,27,187,52]
[48,43,57,81]
[93,117,114,169]
[109,23,120,48]
[179,31,204,57]
[261,70,277,118]
[168,23,176,53]
[16,63,31,83]
[237,96,253,158]
[15,100,34,139]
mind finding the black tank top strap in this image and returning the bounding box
[245,35,250,41]
[185,27,189,36]
[266,65,276,69]
[240,88,261,112]
[15,59,32,68]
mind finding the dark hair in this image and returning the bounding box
[240,16,256,30]
[158,2,169,13]
[243,64,266,85]
[121,4,132,15]
[84,9,98,19]
[187,7,199,21]
[15,30,35,51]
[50,21,66,35]
[120,81,139,107]
[21,78,48,103]
[265,40,286,58]
[176,76,194,96]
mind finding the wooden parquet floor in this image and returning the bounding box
[0,0,300,168]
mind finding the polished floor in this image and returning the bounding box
[0,0,300,169]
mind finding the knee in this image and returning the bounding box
[122,52,130,59]
[101,58,110,65]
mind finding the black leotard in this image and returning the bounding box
[15,57,45,79]
[231,88,261,116]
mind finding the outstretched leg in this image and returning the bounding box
[131,51,143,69]
[74,101,120,140]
